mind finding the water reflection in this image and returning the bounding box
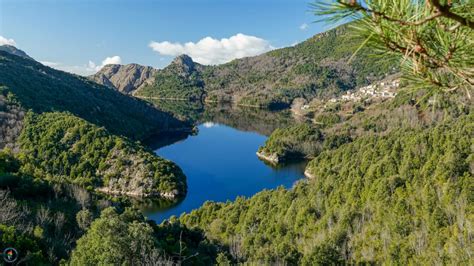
[139,101,307,223]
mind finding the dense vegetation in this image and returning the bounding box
[0,51,188,140]
[137,55,205,101]
[18,112,186,198]
[1,5,472,263]
[70,207,220,265]
[0,149,107,263]
[0,150,218,265]
[258,124,324,162]
[180,113,473,264]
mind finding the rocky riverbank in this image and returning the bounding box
[304,168,316,179]
[96,187,180,200]
[256,151,280,164]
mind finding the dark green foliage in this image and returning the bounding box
[138,55,205,100]
[0,225,48,265]
[180,114,473,264]
[0,149,108,264]
[70,207,162,265]
[258,124,323,160]
[18,112,186,196]
[0,51,187,140]
[70,207,220,265]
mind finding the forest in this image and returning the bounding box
[0,0,472,264]
[180,113,473,264]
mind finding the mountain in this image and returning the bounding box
[0,49,189,200]
[100,23,397,108]
[0,45,34,60]
[135,54,206,100]
[90,63,157,94]
[0,50,189,144]
[199,24,397,108]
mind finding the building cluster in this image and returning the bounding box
[329,79,400,104]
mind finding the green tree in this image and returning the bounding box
[313,0,474,97]
[75,209,93,231]
[69,207,163,265]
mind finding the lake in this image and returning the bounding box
[140,104,307,223]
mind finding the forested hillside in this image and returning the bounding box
[201,23,396,108]
[0,150,214,264]
[99,23,396,108]
[180,113,473,264]
[0,50,193,264]
[18,112,186,198]
[0,51,189,140]
[257,90,473,164]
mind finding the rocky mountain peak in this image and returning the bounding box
[169,54,195,75]
[89,63,158,94]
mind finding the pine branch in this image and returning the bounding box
[429,0,474,29]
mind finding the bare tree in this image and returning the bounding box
[0,190,23,226]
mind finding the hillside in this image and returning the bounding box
[100,23,397,108]
[180,112,473,264]
[200,24,397,108]
[19,112,186,198]
[0,49,190,198]
[0,45,33,60]
[0,50,189,142]
[135,54,206,101]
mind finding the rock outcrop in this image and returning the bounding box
[256,151,280,165]
[90,64,158,94]
[169,54,197,76]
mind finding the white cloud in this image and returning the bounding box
[40,61,61,67]
[39,55,121,76]
[300,23,309,31]
[149,33,274,65]
[0,35,16,46]
[87,55,122,72]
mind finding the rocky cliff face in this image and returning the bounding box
[168,54,199,76]
[90,64,158,94]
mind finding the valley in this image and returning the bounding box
[0,1,472,264]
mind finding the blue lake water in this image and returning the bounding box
[141,121,307,223]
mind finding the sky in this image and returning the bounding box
[0,0,332,75]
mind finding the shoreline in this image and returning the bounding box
[96,187,180,200]
[256,151,280,164]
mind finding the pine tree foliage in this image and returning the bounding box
[312,0,474,98]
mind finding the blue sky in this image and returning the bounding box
[0,0,332,75]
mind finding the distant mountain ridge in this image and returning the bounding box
[92,23,398,108]
[0,49,189,143]
[0,45,34,60]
